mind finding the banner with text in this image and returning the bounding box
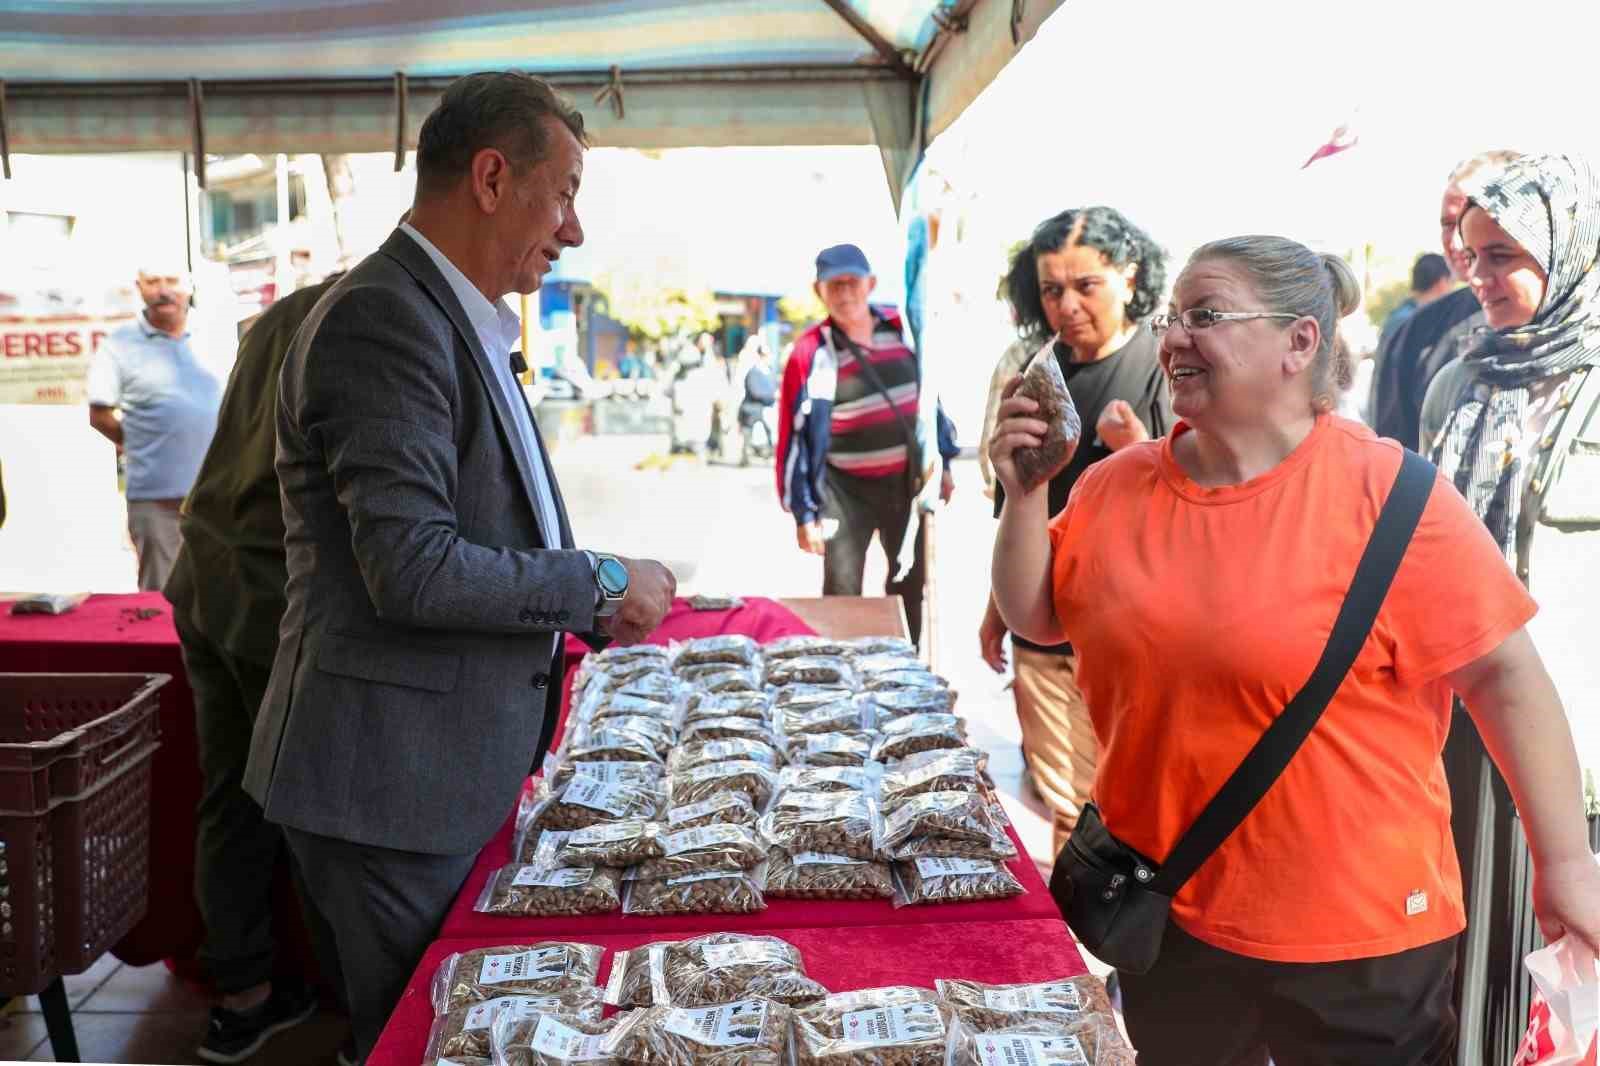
[0,314,134,404]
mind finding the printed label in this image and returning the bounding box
[667,794,741,825]
[511,866,595,889]
[792,852,866,866]
[975,1033,1089,1066]
[982,983,1082,1013]
[460,994,565,1032]
[701,940,789,968]
[777,791,844,811]
[897,756,969,789]
[1406,889,1429,916]
[839,1002,944,1047]
[529,1015,609,1060]
[569,821,641,845]
[884,792,959,835]
[571,761,655,784]
[662,824,743,855]
[665,868,738,886]
[914,857,996,879]
[562,776,630,816]
[687,759,766,783]
[661,999,768,1046]
[477,946,568,986]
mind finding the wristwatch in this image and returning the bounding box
[584,551,630,618]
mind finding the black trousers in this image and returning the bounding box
[821,466,926,644]
[1120,924,1459,1066]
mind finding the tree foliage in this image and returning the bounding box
[594,270,721,343]
[1366,277,1412,330]
[777,289,826,329]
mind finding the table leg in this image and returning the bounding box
[39,975,81,1062]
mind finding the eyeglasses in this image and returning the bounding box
[1150,308,1301,335]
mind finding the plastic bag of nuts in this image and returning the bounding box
[489,1009,621,1066]
[688,594,744,611]
[792,986,953,1066]
[871,687,958,719]
[668,759,778,809]
[543,759,662,795]
[621,865,768,916]
[851,653,924,677]
[527,776,664,831]
[473,865,623,917]
[942,1016,1133,1066]
[683,691,771,722]
[771,683,854,710]
[591,693,682,726]
[1011,343,1083,492]
[844,635,918,659]
[776,695,873,738]
[667,738,783,773]
[758,791,882,860]
[934,975,1115,1029]
[879,790,999,852]
[687,665,765,693]
[764,635,855,661]
[887,828,1018,863]
[870,714,967,763]
[525,821,663,869]
[786,731,873,768]
[565,729,666,766]
[605,933,827,1009]
[766,849,895,900]
[879,750,985,810]
[613,672,683,705]
[603,998,792,1065]
[671,634,762,670]
[764,656,857,689]
[678,715,779,747]
[776,764,881,796]
[580,716,675,757]
[424,987,601,1061]
[431,942,605,1013]
[662,791,758,831]
[890,856,1024,906]
[628,823,768,880]
[862,669,949,694]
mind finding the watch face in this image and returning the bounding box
[597,557,630,596]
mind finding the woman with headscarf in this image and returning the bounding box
[1423,151,1600,1064]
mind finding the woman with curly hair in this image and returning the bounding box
[976,206,1172,857]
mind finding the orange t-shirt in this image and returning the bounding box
[1047,414,1537,963]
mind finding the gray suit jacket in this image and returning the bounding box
[244,229,600,855]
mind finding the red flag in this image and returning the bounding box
[1301,119,1358,169]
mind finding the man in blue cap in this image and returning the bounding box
[774,243,954,644]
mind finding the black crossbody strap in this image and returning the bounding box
[1151,449,1436,896]
[832,325,921,451]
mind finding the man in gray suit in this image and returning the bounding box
[243,72,675,1060]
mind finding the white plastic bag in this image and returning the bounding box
[1515,932,1599,1066]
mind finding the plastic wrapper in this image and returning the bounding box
[891,856,1024,906]
[663,791,758,830]
[764,656,857,689]
[844,635,918,659]
[628,823,767,879]
[474,865,624,918]
[888,829,1018,863]
[679,715,779,747]
[667,738,782,773]
[580,716,675,757]
[777,764,881,796]
[671,634,762,669]
[759,790,881,860]
[526,821,663,869]
[942,1016,1132,1066]
[852,653,924,677]
[787,730,873,768]
[688,594,744,611]
[879,751,984,810]
[489,1009,620,1066]
[772,684,855,710]
[776,695,873,738]
[862,669,949,694]
[871,687,958,719]
[792,986,952,1066]
[880,790,999,852]
[684,665,764,693]
[592,693,682,725]
[668,759,777,808]
[604,933,827,1009]
[615,672,684,703]
[424,988,601,1061]
[593,644,671,668]
[527,776,665,830]
[431,942,605,1013]
[763,635,854,661]
[545,760,662,792]
[683,690,770,722]
[603,999,792,1065]
[767,848,895,900]
[870,714,967,763]
[428,1058,489,1066]
[621,864,767,916]
[566,729,666,766]
[584,659,670,694]
[1012,345,1083,492]
[934,976,1115,1029]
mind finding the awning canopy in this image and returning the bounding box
[0,0,1065,207]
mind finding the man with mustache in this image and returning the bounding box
[88,262,223,589]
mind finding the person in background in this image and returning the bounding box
[1371,150,1519,447]
[979,242,1035,500]
[1424,151,1600,1066]
[989,232,1598,1062]
[87,262,223,590]
[775,243,953,646]
[977,207,1171,856]
[738,337,778,463]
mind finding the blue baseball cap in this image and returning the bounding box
[815,243,873,282]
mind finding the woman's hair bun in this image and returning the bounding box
[1319,253,1362,318]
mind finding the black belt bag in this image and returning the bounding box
[1049,450,1435,975]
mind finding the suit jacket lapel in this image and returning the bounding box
[380,230,554,546]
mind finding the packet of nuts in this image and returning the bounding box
[763,635,855,661]
[526,775,665,831]
[776,694,875,738]
[683,690,771,722]
[879,750,985,810]
[627,822,768,880]
[772,683,855,710]
[590,692,683,728]
[764,655,857,689]
[424,987,601,1061]
[620,863,768,916]
[786,730,874,768]
[688,594,745,611]
[576,715,676,757]
[489,1008,621,1066]
[603,998,793,1065]
[845,635,919,659]
[776,763,883,797]
[565,728,666,766]
[605,933,827,1009]
[934,975,1115,1029]
[1010,341,1083,493]
[679,715,779,747]
[612,670,683,703]
[870,713,967,763]
[870,687,958,719]
[668,737,783,773]
[473,864,623,918]
[767,849,895,900]
[888,827,1019,863]
[862,669,949,694]
[526,820,663,869]
[942,1016,1133,1066]
[758,790,883,861]
[792,986,953,1066]
[668,759,778,808]
[670,634,763,670]
[430,942,605,1013]
[890,855,1025,907]
[663,791,758,831]
[880,791,999,853]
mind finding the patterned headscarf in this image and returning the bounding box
[1431,152,1600,562]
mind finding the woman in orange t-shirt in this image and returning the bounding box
[989,234,1600,1064]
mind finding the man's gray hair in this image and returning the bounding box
[415,72,587,197]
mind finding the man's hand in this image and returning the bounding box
[1096,400,1150,452]
[796,521,825,556]
[601,557,676,645]
[940,467,956,503]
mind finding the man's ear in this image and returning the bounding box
[470,147,512,215]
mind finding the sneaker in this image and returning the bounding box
[196,981,319,1064]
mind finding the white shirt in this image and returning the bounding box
[399,223,563,547]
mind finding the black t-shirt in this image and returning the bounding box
[1371,287,1480,447]
[994,322,1172,653]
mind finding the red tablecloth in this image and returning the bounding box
[368,920,1088,1066]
